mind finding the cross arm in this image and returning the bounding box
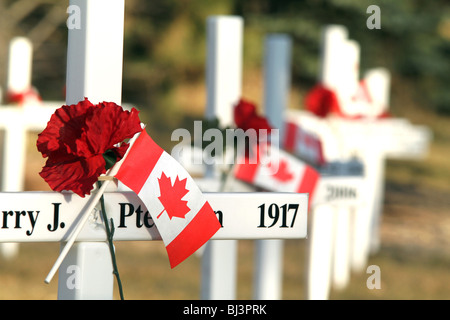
[0,191,308,242]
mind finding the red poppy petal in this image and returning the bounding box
[304,85,341,118]
[39,155,106,197]
[37,98,94,157]
[98,102,141,146]
[247,116,272,132]
[111,143,129,161]
[83,154,107,177]
[81,103,141,156]
[234,98,257,128]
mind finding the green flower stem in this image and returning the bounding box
[97,181,124,300]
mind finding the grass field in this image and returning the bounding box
[0,233,449,300]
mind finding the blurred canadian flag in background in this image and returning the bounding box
[234,144,320,208]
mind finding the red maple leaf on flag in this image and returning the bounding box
[268,159,294,182]
[157,172,190,220]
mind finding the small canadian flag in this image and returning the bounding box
[234,144,320,207]
[283,121,325,166]
[115,129,221,268]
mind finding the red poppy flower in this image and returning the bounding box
[7,87,42,105]
[234,98,272,160]
[37,98,142,197]
[304,84,341,118]
[234,98,272,134]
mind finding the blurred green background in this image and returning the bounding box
[1,0,449,128]
[0,0,449,300]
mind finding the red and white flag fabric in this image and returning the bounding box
[283,120,325,166]
[234,144,320,207]
[115,129,221,268]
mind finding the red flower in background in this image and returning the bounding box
[37,98,142,197]
[7,87,42,105]
[304,84,341,118]
[234,98,272,135]
[234,98,273,161]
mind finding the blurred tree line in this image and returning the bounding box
[238,0,450,114]
[1,0,449,128]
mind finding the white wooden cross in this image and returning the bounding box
[253,27,366,300]
[316,25,430,268]
[287,24,430,299]
[0,2,310,300]
[255,33,365,300]
[307,26,365,299]
[197,17,304,301]
[261,34,367,298]
[177,17,309,301]
[0,36,63,260]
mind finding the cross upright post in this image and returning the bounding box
[253,33,292,300]
[330,38,361,290]
[57,0,125,300]
[7,37,33,97]
[361,67,390,254]
[0,37,35,260]
[200,15,243,300]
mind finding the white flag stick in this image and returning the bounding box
[44,130,141,284]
